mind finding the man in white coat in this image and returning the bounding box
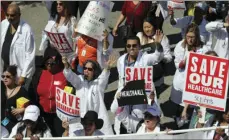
[110,36,164,134]
[205,14,229,59]
[1,3,35,90]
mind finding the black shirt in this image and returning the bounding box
[1,25,15,71]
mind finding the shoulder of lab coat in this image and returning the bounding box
[174,40,186,69]
[1,126,9,138]
[63,68,83,89]
[160,35,172,63]
[97,33,113,68]
[205,21,227,38]
[173,16,193,29]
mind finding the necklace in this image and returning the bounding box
[6,87,17,99]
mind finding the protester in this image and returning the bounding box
[9,105,52,138]
[62,111,104,136]
[112,1,151,37]
[110,36,163,134]
[181,51,218,129]
[73,28,113,74]
[205,14,229,59]
[1,3,36,90]
[137,17,172,87]
[1,65,30,133]
[31,52,67,137]
[170,24,209,128]
[61,52,118,135]
[148,1,169,31]
[39,1,77,60]
[169,2,212,50]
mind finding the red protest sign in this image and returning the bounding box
[125,67,153,91]
[183,53,229,111]
[45,31,73,53]
[56,87,80,121]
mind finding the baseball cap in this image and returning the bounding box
[144,105,161,117]
[195,2,208,13]
[23,105,40,122]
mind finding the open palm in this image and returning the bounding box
[106,51,119,69]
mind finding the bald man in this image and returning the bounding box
[1,3,35,90]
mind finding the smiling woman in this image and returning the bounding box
[1,65,30,134]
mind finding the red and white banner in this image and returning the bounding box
[183,53,229,111]
[167,0,186,9]
[45,31,73,54]
[125,67,153,92]
[56,87,80,121]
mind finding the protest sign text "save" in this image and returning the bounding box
[183,53,229,111]
[125,67,153,91]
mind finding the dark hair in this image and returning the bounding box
[43,46,64,70]
[4,65,17,77]
[126,36,141,46]
[83,60,102,80]
[17,116,48,137]
[205,51,218,57]
[183,23,204,49]
[214,100,229,123]
[144,112,160,123]
[143,17,158,31]
[50,1,73,25]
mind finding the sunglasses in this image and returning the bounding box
[1,75,12,79]
[83,67,94,71]
[126,44,138,49]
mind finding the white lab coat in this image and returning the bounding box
[204,121,228,139]
[0,19,36,78]
[137,124,160,134]
[137,32,172,87]
[173,16,212,50]
[172,40,209,92]
[110,50,163,134]
[9,122,52,138]
[39,15,77,59]
[117,103,161,133]
[205,21,229,59]
[137,32,172,63]
[63,68,113,135]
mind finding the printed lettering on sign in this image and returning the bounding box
[45,31,73,53]
[56,87,80,121]
[183,53,229,111]
[76,1,114,41]
[125,67,153,91]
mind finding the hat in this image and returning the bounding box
[144,105,161,117]
[81,111,103,129]
[23,105,40,122]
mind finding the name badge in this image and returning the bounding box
[54,81,61,86]
[1,117,9,126]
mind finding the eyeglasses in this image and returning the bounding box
[186,35,196,39]
[83,67,94,72]
[126,44,138,49]
[1,75,12,79]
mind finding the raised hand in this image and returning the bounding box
[106,51,119,70]
[154,30,163,43]
[62,56,70,69]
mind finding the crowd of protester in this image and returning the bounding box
[1,1,229,140]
